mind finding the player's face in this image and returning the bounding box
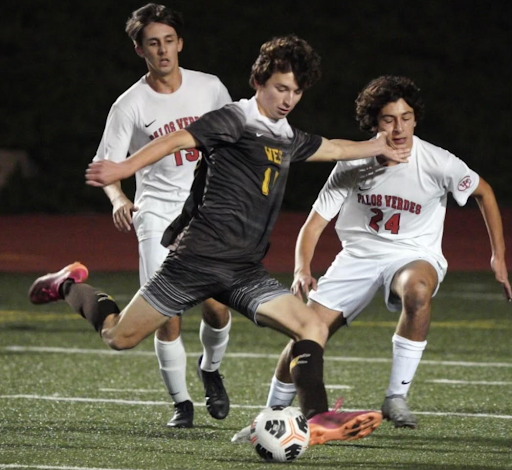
[136,22,183,78]
[255,72,303,121]
[376,98,416,149]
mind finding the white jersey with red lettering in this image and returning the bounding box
[93,68,231,243]
[313,135,479,274]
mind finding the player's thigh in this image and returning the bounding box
[307,300,347,338]
[214,265,290,325]
[104,292,170,349]
[214,264,327,342]
[138,237,169,285]
[256,294,328,345]
[140,254,222,318]
[308,254,382,325]
[139,238,183,341]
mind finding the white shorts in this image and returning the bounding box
[138,236,170,286]
[308,251,445,325]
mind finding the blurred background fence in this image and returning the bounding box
[1,0,511,215]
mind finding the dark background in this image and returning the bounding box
[1,0,511,213]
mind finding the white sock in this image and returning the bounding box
[199,312,231,372]
[385,333,427,398]
[266,375,297,407]
[154,335,191,404]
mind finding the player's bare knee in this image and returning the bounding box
[402,279,433,314]
[156,317,181,341]
[202,306,230,329]
[102,330,139,351]
[295,319,328,345]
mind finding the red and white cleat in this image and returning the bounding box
[308,398,382,445]
[28,262,89,304]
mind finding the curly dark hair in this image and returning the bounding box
[355,76,425,134]
[249,35,322,91]
[125,3,184,47]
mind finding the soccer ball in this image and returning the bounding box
[250,406,310,463]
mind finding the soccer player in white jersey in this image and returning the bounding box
[93,4,232,428]
[231,75,511,441]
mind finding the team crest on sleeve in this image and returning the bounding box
[457,175,473,191]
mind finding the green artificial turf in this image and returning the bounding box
[0,271,510,470]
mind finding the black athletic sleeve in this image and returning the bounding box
[185,104,246,154]
[290,129,323,163]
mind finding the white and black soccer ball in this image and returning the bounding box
[250,406,310,463]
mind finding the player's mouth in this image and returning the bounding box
[393,137,407,146]
[277,107,290,116]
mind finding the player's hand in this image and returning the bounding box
[375,131,410,163]
[291,272,317,301]
[112,196,138,233]
[491,256,512,302]
[85,160,130,187]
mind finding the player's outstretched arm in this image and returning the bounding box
[291,210,330,300]
[307,132,410,163]
[85,129,198,187]
[472,177,511,301]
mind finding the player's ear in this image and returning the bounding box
[177,37,184,53]
[134,43,145,58]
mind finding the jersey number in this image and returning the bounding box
[174,148,200,166]
[261,168,280,196]
[369,209,401,234]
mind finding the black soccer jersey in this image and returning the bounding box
[161,97,322,266]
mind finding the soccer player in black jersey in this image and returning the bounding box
[30,35,410,445]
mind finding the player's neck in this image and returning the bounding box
[376,156,399,167]
[146,68,182,94]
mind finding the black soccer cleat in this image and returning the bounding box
[167,400,194,428]
[197,355,230,419]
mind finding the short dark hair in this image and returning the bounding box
[355,75,425,133]
[249,35,321,91]
[125,3,184,46]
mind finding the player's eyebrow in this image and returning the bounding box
[145,33,177,42]
[380,111,414,118]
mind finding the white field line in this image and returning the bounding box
[427,379,512,385]
[4,345,511,368]
[0,466,141,470]
[102,378,508,394]
[1,394,511,420]
[100,385,352,394]
[99,388,163,393]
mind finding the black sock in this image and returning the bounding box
[61,279,120,333]
[289,340,328,419]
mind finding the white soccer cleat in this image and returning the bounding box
[230,424,251,444]
[381,395,417,428]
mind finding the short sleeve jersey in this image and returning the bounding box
[93,68,231,241]
[161,96,322,265]
[312,135,479,272]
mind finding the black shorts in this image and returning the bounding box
[139,253,290,324]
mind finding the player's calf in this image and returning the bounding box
[28,262,120,334]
